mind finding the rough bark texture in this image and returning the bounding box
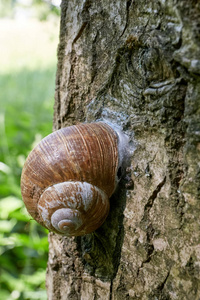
[46,1,200,299]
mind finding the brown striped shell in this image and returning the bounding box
[21,122,121,236]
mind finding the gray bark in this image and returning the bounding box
[47,0,200,299]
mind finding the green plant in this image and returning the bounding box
[0,18,59,300]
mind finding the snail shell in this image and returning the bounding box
[21,122,128,236]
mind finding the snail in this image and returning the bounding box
[21,122,128,236]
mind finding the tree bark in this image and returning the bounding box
[46,1,200,299]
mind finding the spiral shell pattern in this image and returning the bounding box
[37,181,109,235]
[21,122,119,236]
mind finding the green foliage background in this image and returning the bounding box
[0,3,60,299]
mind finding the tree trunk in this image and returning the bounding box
[46,1,200,299]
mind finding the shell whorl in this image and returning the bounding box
[37,181,109,236]
[20,122,126,236]
[51,208,82,234]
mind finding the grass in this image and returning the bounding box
[0,18,59,300]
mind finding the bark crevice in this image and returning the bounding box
[48,1,200,299]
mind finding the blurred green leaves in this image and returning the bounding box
[0,0,61,20]
[0,17,59,300]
